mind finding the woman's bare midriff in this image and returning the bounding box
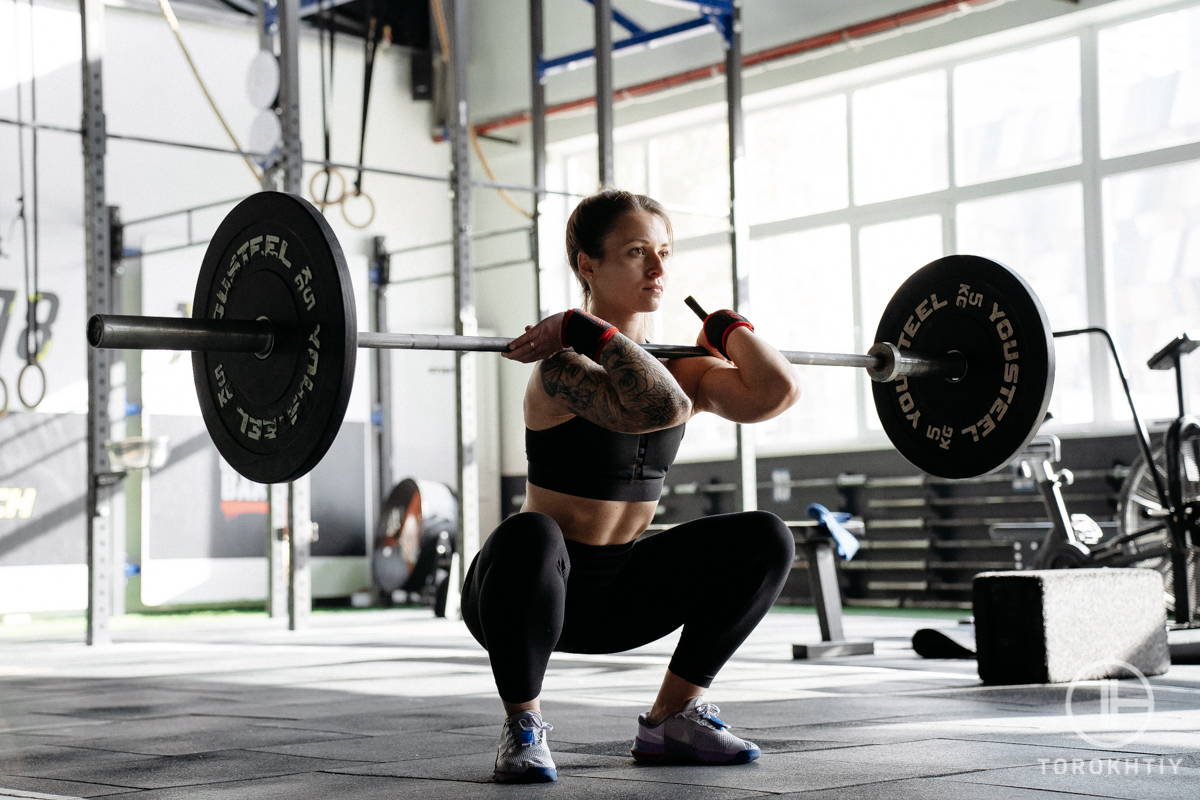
[523,483,658,546]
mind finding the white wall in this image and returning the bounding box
[0,0,456,419]
[0,0,475,608]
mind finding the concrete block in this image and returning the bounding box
[973,568,1169,684]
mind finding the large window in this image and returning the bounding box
[954,38,1081,185]
[746,94,848,223]
[544,0,1200,454]
[1099,4,1200,158]
[1103,160,1200,422]
[851,71,948,204]
[752,225,856,449]
[859,216,945,431]
[957,184,1091,423]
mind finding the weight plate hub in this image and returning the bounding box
[872,255,1054,480]
[192,192,357,484]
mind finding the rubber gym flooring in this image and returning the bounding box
[0,607,1197,799]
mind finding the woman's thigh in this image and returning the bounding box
[556,511,791,654]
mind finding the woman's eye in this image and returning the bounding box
[630,247,644,256]
[659,251,671,260]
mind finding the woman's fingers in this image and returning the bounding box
[503,312,567,363]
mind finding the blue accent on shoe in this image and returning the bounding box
[732,746,761,764]
[494,765,557,783]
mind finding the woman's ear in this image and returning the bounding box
[577,251,596,284]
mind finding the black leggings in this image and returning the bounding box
[461,510,795,704]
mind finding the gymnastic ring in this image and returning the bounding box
[18,362,46,410]
[0,377,9,418]
[308,166,347,209]
[341,189,376,230]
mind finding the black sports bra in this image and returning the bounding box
[526,416,686,502]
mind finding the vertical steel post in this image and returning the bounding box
[257,0,287,618]
[277,0,302,195]
[268,487,288,618]
[530,0,547,319]
[117,238,147,616]
[594,0,614,187]
[81,0,113,647]
[287,476,312,630]
[257,0,279,189]
[279,0,310,628]
[370,236,393,531]
[448,0,478,619]
[724,2,756,512]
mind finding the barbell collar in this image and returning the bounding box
[866,342,967,383]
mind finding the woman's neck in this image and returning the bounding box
[587,300,646,343]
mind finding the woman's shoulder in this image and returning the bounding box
[524,359,578,430]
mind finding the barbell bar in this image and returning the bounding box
[86,314,962,382]
[85,191,1055,484]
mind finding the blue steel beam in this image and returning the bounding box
[262,0,358,32]
[298,0,358,16]
[642,0,733,14]
[582,0,645,35]
[540,15,716,77]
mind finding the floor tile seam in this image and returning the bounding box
[248,721,497,737]
[929,734,1189,758]
[27,714,238,726]
[1,749,378,782]
[957,772,1153,798]
[240,746,396,764]
[28,766,373,793]
[533,770,777,794]
[808,752,1155,775]
[0,771,143,792]
[17,741,351,759]
[239,721,391,736]
[732,713,942,731]
[313,766,497,786]
[0,743,167,758]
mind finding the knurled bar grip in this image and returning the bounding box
[86,314,958,382]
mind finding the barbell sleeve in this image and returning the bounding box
[87,314,960,382]
[87,314,274,356]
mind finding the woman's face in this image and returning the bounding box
[581,210,672,313]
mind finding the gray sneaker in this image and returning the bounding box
[494,710,557,783]
[631,697,760,764]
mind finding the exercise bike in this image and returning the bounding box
[1016,329,1200,628]
[914,329,1200,660]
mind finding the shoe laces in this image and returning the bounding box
[514,714,554,747]
[685,701,729,730]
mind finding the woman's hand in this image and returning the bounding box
[696,329,729,362]
[502,311,568,363]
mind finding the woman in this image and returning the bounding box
[464,189,800,783]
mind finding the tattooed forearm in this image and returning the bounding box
[541,336,691,432]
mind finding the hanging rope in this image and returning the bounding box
[309,0,346,208]
[19,0,45,409]
[431,0,531,221]
[156,0,261,184]
[342,1,381,229]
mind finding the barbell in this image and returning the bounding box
[87,191,1055,483]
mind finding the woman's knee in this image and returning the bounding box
[486,511,568,568]
[740,510,796,567]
